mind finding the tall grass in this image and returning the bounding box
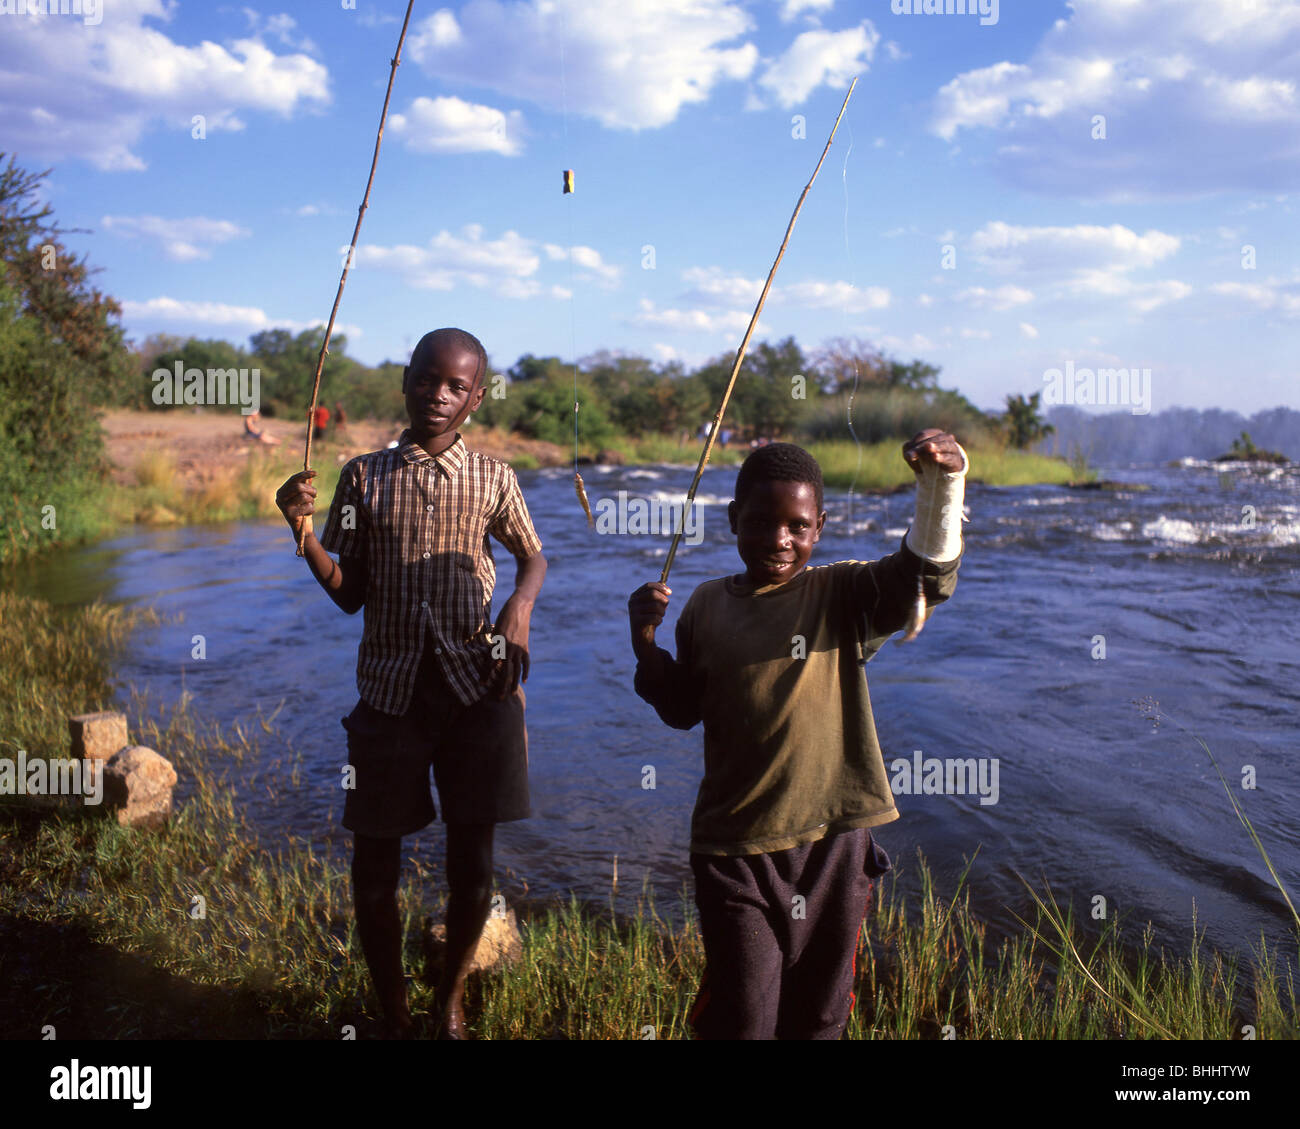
[108,448,343,527]
[807,439,1088,491]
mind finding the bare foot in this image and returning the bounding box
[437,1001,467,1040]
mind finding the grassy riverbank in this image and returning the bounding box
[89,410,1084,531]
[1,594,1293,1040]
[3,411,1089,564]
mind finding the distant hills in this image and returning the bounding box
[1034,406,1299,467]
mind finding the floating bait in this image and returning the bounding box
[896,573,927,644]
[574,470,594,527]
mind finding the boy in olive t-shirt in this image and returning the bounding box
[628,432,966,1039]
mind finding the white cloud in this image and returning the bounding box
[390,96,526,156]
[120,296,361,337]
[969,221,1180,274]
[0,0,329,170]
[927,0,1300,199]
[956,284,1034,311]
[628,300,752,334]
[1062,274,1192,313]
[242,9,319,55]
[408,0,757,130]
[357,224,590,299]
[102,215,250,262]
[1210,279,1300,317]
[681,266,763,307]
[781,280,890,312]
[955,221,1190,318]
[779,0,835,22]
[356,6,401,28]
[757,22,878,108]
[1019,321,1039,339]
[680,266,888,312]
[543,243,623,287]
[879,332,939,354]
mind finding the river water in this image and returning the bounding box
[9,457,1300,960]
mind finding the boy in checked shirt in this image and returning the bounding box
[277,328,546,1039]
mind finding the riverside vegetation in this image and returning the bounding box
[1,593,1294,1040]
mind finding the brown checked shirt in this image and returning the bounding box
[319,431,543,713]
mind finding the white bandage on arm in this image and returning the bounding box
[904,444,968,564]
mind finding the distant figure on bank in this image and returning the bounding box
[334,401,349,438]
[243,411,280,446]
[313,404,330,441]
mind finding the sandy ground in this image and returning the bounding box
[100,409,568,488]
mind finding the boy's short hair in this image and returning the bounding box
[410,327,488,387]
[734,442,825,512]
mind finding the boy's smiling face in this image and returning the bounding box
[402,336,485,453]
[728,480,827,588]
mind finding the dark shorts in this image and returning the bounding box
[340,651,530,838]
[689,828,892,1040]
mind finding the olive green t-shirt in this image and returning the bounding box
[635,540,959,855]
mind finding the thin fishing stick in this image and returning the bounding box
[659,77,857,584]
[295,0,416,556]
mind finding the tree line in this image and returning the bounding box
[126,329,1053,453]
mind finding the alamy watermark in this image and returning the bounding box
[889,749,1000,806]
[152,362,261,415]
[1042,361,1151,416]
[594,491,703,546]
[0,749,103,805]
[50,1061,150,1109]
[0,0,101,26]
[891,0,998,27]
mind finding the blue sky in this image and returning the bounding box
[3,0,1297,413]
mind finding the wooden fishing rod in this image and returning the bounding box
[659,77,857,585]
[295,0,416,556]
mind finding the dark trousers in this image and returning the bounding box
[689,828,891,1040]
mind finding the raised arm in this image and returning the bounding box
[856,430,967,645]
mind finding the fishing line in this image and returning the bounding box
[659,79,857,585]
[558,3,594,525]
[839,124,926,641]
[840,124,864,530]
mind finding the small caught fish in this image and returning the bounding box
[895,573,927,644]
[574,470,594,527]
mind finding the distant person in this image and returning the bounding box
[313,404,330,441]
[243,411,280,446]
[334,402,349,437]
[627,433,968,1039]
[718,427,732,448]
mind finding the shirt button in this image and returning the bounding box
[435,647,443,655]
[423,551,430,559]
[421,600,428,608]
[426,504,434,512]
